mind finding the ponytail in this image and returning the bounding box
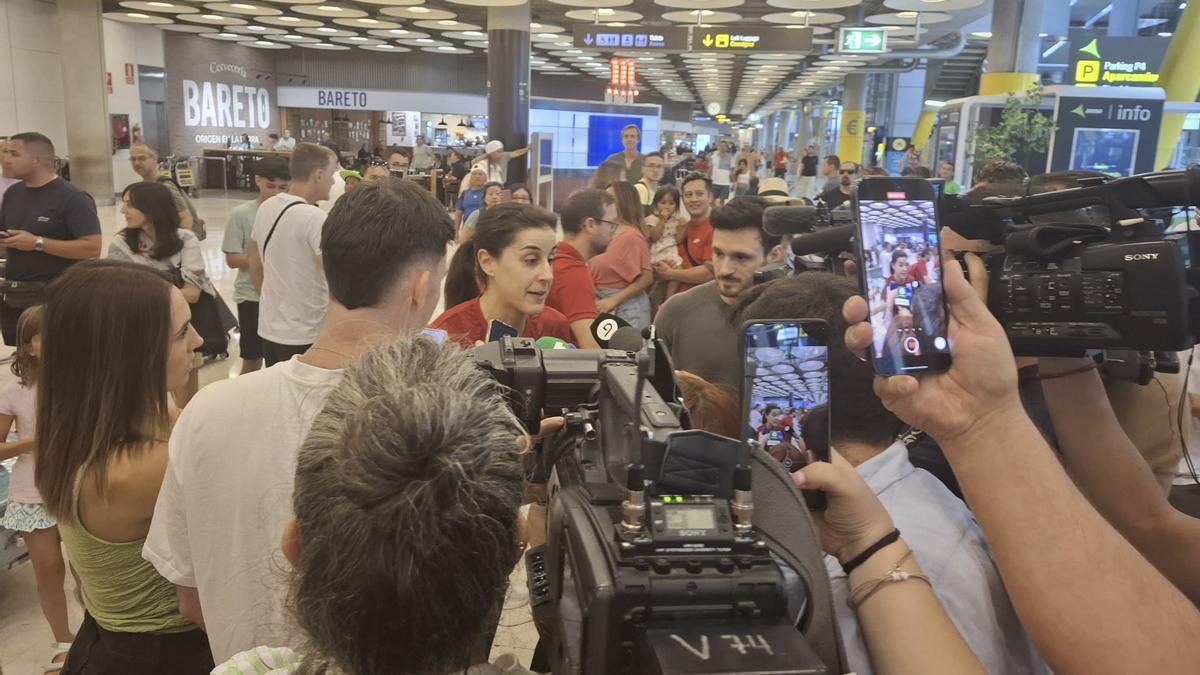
[443,241,481,309]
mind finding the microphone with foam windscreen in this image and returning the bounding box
[534,336,575,350]
[607,326,647,353]
[590,312,630,348]
[789,224,857,257]
[762,205,826,236]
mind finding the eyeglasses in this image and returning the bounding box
[595,218,619,227]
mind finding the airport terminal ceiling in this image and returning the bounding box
[102,0,993,119]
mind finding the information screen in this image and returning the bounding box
[1071,128,1140,178]
[664,506,717,531]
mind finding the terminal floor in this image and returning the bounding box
[0,194,536,673]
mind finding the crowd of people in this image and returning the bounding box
[0,125,1198,675]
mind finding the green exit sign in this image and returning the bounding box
[838,27,888,54]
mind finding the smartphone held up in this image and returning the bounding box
[740,320,831,510]
[852,177,952,376]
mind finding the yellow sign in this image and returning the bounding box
[838,110,867,164]
[1076,60,1101,83]
[701,32,763,50]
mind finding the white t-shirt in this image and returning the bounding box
[251,194,328,345]
[143,358,344,663]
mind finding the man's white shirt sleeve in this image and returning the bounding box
[143,407,197,587]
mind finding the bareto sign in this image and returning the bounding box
[183,80,271,129]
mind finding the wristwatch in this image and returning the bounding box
[33,237,44,252]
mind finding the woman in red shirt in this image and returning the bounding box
[435,202,575,348]
[590,181,653,328]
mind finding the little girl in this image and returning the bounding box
[0,306,73,672]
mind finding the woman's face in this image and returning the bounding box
[766,408,782,428]
[120,194,147,230]
[511,188,531,204]
[484,185,505,208]
[166,288,203,393]
[479,226,556,318]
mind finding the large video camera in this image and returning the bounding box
[468,337,833,675]
[775,168,1200,354]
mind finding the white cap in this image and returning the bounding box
[485,140,504,154]
[470,164,487,175]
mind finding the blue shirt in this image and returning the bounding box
[457,188,485,223]
[826,442,1050,675]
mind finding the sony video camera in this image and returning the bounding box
[938,167,1200,354]
[468,337,833,675]
[774,168,1200,354]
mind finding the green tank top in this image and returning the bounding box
[57,472,194,634]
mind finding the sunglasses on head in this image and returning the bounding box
[368,159,388,167]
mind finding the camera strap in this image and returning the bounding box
[749,447,851,673]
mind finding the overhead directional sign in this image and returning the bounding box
[692,27,813,52]
[573,25,689,51]
[1068,34,1169,88]
[838,27,888,54]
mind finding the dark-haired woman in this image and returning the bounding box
[35,260,211,674]
[589,181,653,328]
[434,202,573,348]
[458,181,505,244]
[109,181,215,407]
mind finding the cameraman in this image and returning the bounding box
[840,254,1200,674]
[735,273,1047,675]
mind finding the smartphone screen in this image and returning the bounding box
[487,320,518,343]
[740,320,830,509]
[853,177,952,375]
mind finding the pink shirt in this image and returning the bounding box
[0,381,38,503]
[589,227,651,289]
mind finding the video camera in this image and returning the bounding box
[468,337,833,675]
[772,167,1200,355]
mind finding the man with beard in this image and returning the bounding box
[653,195,784,393]
[820,160,859,209]
[545,188,616,349]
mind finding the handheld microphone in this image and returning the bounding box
[591,312,631,348]
[534,336,575,350]
[789,224,857,257]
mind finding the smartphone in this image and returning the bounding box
[852,177,952,376]
[487,320,518,343]
[739,319,830,510]
[420,327,448,344]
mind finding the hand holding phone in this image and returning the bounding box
[740,319,831,510]
[852,177,951,375]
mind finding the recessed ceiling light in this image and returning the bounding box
[231,4,254,9]
[147,2,172,7]
[360,18,378,24]
[437,19,456,25]
[389,29,410,35]
[898,11,918,18]
[565,49,581,54]
[416,38,434,43]
[128,12,149,18]
[377,44,395,49]
[536,32,556,39]
[409,6,430,12]
[437,46,456,51]
[249,26,265,31]
[317,27,336,32]
[218,32,238,37]
[463,30,483,37]
[280,16,299,22]
[282,34,302,39]
[254,40,273,45]
[971,31,992,38]
[349,36,367,41]
[597,8,614,15]
[318,6,342,12]
[203,14,223,20]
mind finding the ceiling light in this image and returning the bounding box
[231,4,254,9]
[924,99,946,107]
[360,18,377,24]
[463,30,483,37]
[317,27,336,32]
[536,32,557,39]
[971,31,992,38]
[1158,31,1173,36]
[389,29,410,35]
[254,40,273,45]
[218,32,238,37]
[249,26,265,31]
[317,6,342,11]
[147,2,172,7]
[566,49,581,54]
[409,6,430,12]
[349,36,367,41]
[606,22,626,27]
[597,8,614,15]
[203,14,222,19]
[898,11,918,18]
[438,19,456,25]
[416,38,434,43]
[128,12,149,18]
[376,44,395,49]
[279,16,299,22]
[282,34,302,40]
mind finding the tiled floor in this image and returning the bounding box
[0,193,538,672]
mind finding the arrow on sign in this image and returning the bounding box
[702,33,714,47]
[584,33,594,45]
[1071,104,1086,118]
[863,32,882,48]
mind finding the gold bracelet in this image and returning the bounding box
[847,548,931,610]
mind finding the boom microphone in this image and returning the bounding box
[789,224,857,257]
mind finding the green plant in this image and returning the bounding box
[966,85,1057,164]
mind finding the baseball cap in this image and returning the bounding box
[340,169,362,181]
[485,140,504,154]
